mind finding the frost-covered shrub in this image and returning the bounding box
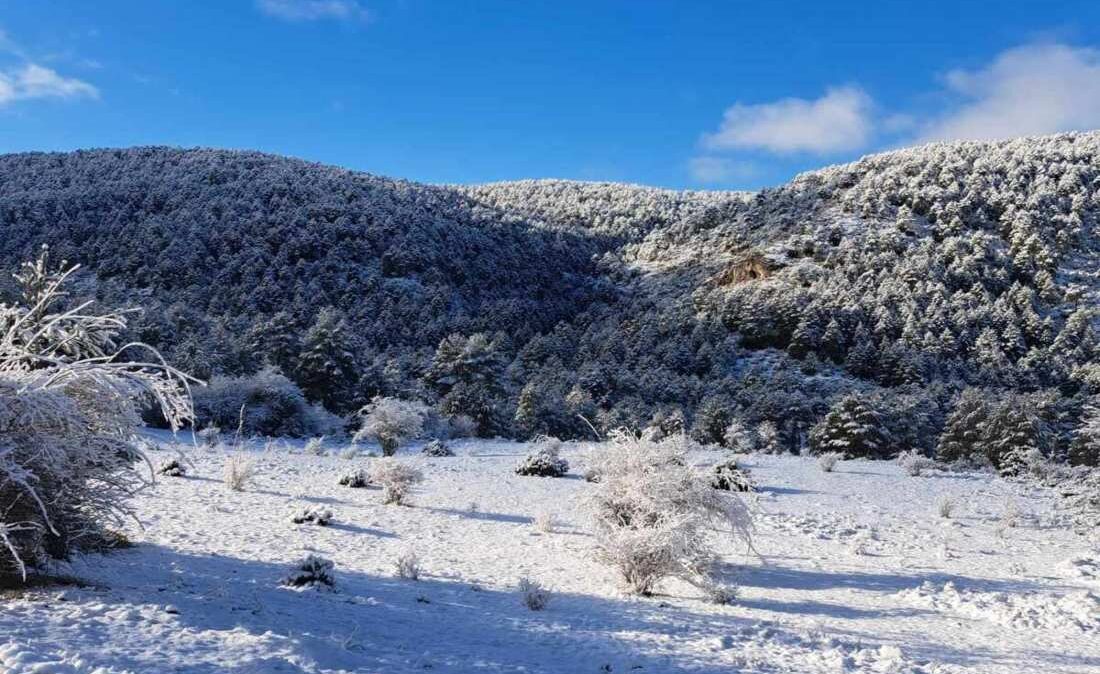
[700,579,739,605]
[937,496,956,519]
[722,420,755,453]
[421,439,454,457]
[897,450,935,477]
[712,459,753,492]
[157,458,186,477]
[0,248,194,581]
[1059,469,1099,536]
[371,458,424,505]
[533,510,557,533]
[756,421,781,454]
[394,549,420,580]
[818,452,843,472]
[197,426,222,448]
[224,453,256,491]
[582,431,753,595]
[281,554,335,589]
[446,414,478,439]
[290,507,333,526]
[518,576,551,610]
[193,368,338,438]
[515,444,569,478]
[338,469,369,488]
[304,436,326,456]
[354,397,429,456]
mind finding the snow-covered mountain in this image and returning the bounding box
[0,133,1098,457]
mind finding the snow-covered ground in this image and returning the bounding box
[2,435,1097,673]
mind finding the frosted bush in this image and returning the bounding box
[394,549,420,580]
[157,458,186,477]
[898,450,935,477]
[421,439,454,457]
[197,426,222,448]
[582,430,753,595]
[446,414,478,439]
[533,510,557,533]
[818,452,843,473]
[192,368,338,438]
[937,496,956,519]
[304,436,326,456]
[722,420,754,453]
[712,459,753,492]
[371,458,424,505]
[515,444,569,478]
[338,469,369,488]
[282,554,335,589]
[756,421,781,454]
[224,453,256,492]
[354,397,429,456]
[0,248,195,581]
[518,576,551,610]
[290,507,333,526]
[700,579,739,605]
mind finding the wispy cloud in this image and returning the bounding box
[0,63,98,106]
[702,86,874,155]
[917,43,1100,143]
[256,0,370,22]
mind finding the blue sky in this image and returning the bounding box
[2,1,1100,189]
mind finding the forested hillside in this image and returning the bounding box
[1,134,1098,467]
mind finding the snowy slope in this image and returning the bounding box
[1,437,1097,673]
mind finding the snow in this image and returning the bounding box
[2,435,1098,673]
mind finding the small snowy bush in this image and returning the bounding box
[197,426,222,448]
[533,510,557,533]
[372,458,424,505]
[354,396,429,456]
[338,469,369,488]
[1060,469,1099,536]
[712,459,753,492]
[157,458,186,477]
[700,579,739,605]
[282,554,335,589]
[394,549,420,580]
[722,420,754,453]
[446,414,478,439]
[224,453,256,491]
[290,507,333,526]
[756,421,781,454]
[304,436,326,456]
[937,496,956,519]
[898,450,935,477]
[818,452,843,473]
[421,439,454,457]
[193,368,338,438]
[515,444,569,478]
[582,431,753,596]
[518,576,551,610]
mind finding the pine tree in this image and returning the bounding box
[936,388,990,464]
[979,396,1045,476]
[296,307,359,413]
[787,310,825,360]
[844,323,878,377]
[1069,402,1100,467]
[808,394,890,459]
[427,333,507,436]
[248,310,301,375]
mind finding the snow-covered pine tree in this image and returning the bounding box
[1069,401,1100,467]
[979,395,1046,476]
[427,333,508,437]
[936,388,990,464]
[808,393,890,459]
[296,307,359,413]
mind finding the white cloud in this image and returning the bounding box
[688,156,758,184]
[918,43,1100,142]
[703,86,874,154]
[0,63,98,105]
[256,0,369,22]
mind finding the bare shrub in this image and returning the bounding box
[818,452,843,473]
[197,426,222,448]
[394,549,420,580]
[304,436,326,456]
[281,554,335,589]
[354,396,429,456]
[224,453,256,491]
[937,496,956,519]
[897,450,935,477]
[533,511,557,533]
[371,458,424,505]
[582,431,753,596]
[290,507,333,526]
[518,576,551,610]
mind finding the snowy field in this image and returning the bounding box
[2,435,1098,674]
